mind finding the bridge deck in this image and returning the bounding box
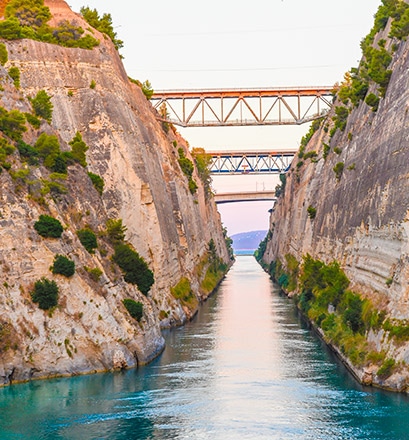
[214,191,277,204]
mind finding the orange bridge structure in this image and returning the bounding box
[151,86,333,127]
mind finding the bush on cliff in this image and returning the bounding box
[0,43,8,65]
[123,299,143,321]
[113,243,154,295]
[88,172,104,195]
[77,228,98,253]
[80,7,123,51]
[50,254,75,277]
[34,214,63,238]
[31,277,59,310]
[30,90,53,122]
[0,107,27,141]
[69,132,88,167]
[1,0,99,49]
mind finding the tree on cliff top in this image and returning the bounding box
[80,7,123,51]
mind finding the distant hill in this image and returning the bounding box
[231,230,268,252]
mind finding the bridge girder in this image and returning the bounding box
[208,150,295,174]
[152,86,333,127]
[214,191,277,204]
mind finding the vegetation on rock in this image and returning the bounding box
[34,214,63,238]
[77,228,98,253]
[87,172,104,195]
[0,0,99,49]
[31,277,59,310]
[50,254,75,277]
[123,298,143,321]
[30,90,53,122]
[113,243,154,295]
[177,147,198,194]
[80,6,123,51]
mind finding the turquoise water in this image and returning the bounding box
[1,256,409,439]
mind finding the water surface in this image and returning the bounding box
[1,256,409,439]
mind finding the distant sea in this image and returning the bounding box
[234,249,255,256]
[231,230,267,254]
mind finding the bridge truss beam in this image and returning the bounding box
[152,87,333,127]
[209,150,295,174]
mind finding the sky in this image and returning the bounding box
[67,0,381,235]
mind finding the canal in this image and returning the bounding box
[1,256,409,439]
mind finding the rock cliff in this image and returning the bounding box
[0,0,231,385]
[263,2,409,391]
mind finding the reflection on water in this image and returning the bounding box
[1,256,409,439]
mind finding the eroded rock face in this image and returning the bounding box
[263,19,409,389]
[0,1,230,385]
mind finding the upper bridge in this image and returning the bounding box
[209,150,295,174]
[151,86,333,127]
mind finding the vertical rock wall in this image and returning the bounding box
[0,0,230,385]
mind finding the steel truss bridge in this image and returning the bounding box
[208,150,295,175]
[151,86,333,127]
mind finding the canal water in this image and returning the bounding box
[1,256,409,439]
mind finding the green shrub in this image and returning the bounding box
[307,205,316,219]
[85,266,103,282]
[77,228,98,253]
[16,140,39,165]
[0,43,8,65]
[51,254,75,277]
[178,148,198,194]
[347,163,356,171]
[30,90,53,122]
[334,147,342,155]
[69,132,88,167]
[303,151,317,160]
[90,79,96,89]
[123,298,143,321]
[106,218,127,243]
[113,243,154,295]
[332,106,349,133]
[0,107,27,140]
[88,172,104,195]
[80,6,123,51]
[34,214,63,238]
[31,277,59,310]
[51,20,99,49]
[377,358,396,379]
[0,17,22,40]
[341,291,364,333]
[34,132,66,172]
[8,66,20,88]
[171,277,192,301]
[191,147,212,196]
[333,162,344,180]
[323,143,330,160]
[2,1,99,49]
[365,93,380,111]
[24,112,41,128]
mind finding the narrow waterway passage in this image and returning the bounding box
[1,256,409,439]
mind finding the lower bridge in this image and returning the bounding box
[214,191,276,204]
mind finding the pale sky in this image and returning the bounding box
[67,0,381,235]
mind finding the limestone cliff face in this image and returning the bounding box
[263,15,409,390]
[0,0,230,385]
